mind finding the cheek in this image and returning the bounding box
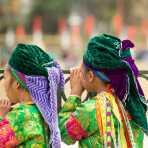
[80,73,85,85]
[80,73,89,88]
[4,71,11,93]
[4,78,10,93]
[4,77,15,100]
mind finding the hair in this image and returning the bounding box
[83,63,110,85]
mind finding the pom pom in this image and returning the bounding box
[121,40,134,50]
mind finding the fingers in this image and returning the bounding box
[0,99,11,107]
[70,68,80,75]
[70,67,80,72]
[70,69,74,82]
[70,68,80,82]
[69,68,84,96]
[0,99,11,117]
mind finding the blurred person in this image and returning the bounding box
[59,34,147,148]
[61,49,78,69]
[0,44,64,147]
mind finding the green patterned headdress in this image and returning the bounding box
[83,34,122,70]
[8,43,53,76]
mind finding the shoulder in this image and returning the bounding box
[6,104,41,123]
[96,91,114,99]
[79,98,96,112]
[73,98,97,125]
[11,103,39,114]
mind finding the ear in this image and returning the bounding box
[87,71,95,82]
[16,82,20,89]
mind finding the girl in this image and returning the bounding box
[0,43,64,147]
[59,34,147,148]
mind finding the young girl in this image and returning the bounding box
[0,43,64,147]
[59,34,147,148]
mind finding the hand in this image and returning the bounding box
[0,99,11,118]
[70,68,84,97]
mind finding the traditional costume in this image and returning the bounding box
[59,34,147,148]
[0,44,64,148]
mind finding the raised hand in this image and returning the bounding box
[0,98,11,118]
[70,68,84,97]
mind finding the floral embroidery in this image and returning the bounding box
[66,113,88,140]
[0,104,49,147]
[0,119,18,147]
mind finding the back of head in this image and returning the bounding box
[9,43,53,76]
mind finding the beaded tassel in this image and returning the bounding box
[106,101,112,148]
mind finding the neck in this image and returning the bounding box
[97,84,107,93]
[97,83,113,94]
[18,90,32,104]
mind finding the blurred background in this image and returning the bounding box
[0,0,148,68]
[0,0,148,147]
[0,0,148,94]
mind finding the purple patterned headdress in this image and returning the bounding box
[15,61,64,148]
[120,40,145,97]
[93,39,145,102]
